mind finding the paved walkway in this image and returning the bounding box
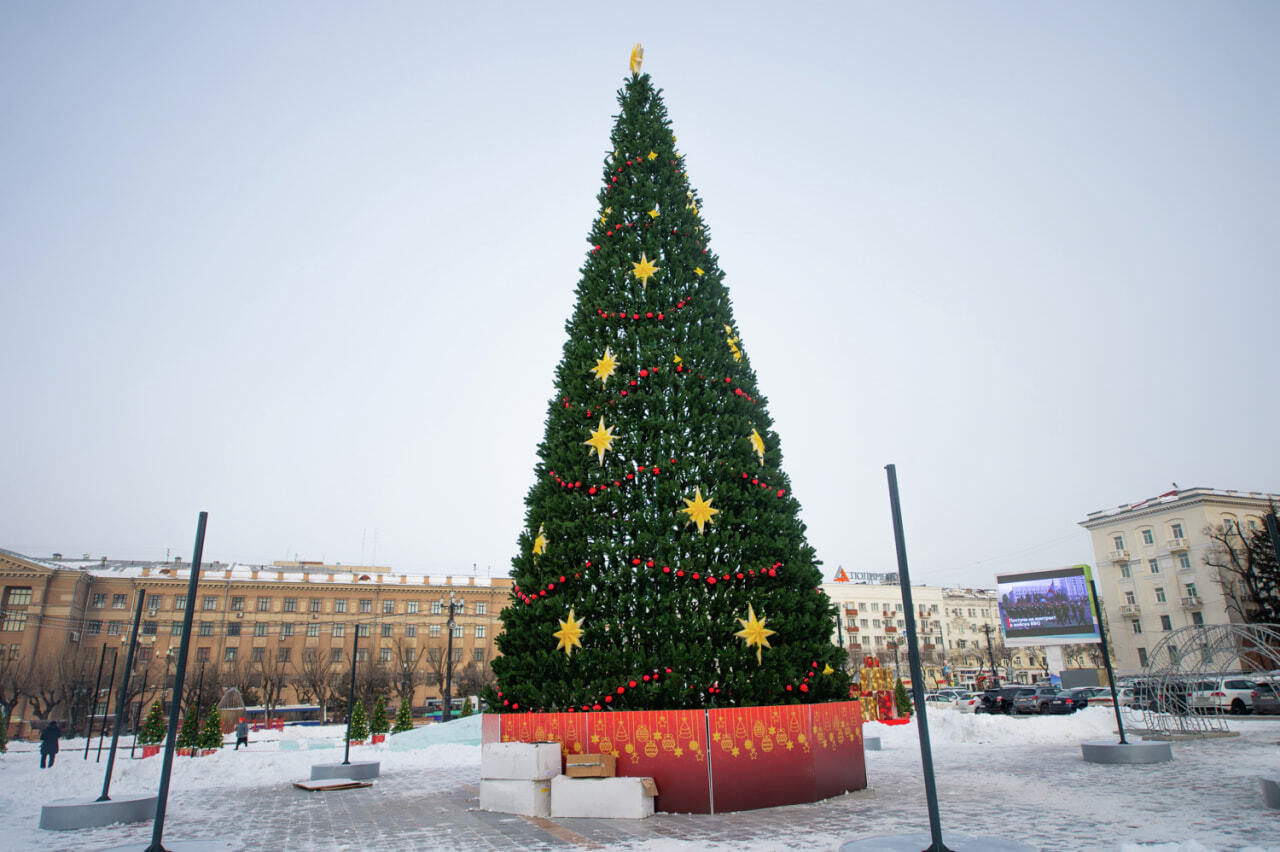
[23,719,1280,852]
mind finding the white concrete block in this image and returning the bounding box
[481,741,561,781]
[479,779,552,817]
[550,775,655,820]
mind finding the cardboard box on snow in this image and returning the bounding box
[550,775,658,819]
[565,752,616,777]
[481,741,560,780]
[479,779,551,817]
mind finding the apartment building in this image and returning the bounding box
[1079,486,1278,674]
[0,548,511,725]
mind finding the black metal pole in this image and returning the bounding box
[885,464,951,852]
[1088,577,1128,745]
[97,646,120,762]
[343,623,360,765]
[84,644,108,759]
[99,590,145,800]
[147,510,208,852]
[190,662,204,760]
[129,667,149,759]
[984,625,999,686]
[442,597,456,722]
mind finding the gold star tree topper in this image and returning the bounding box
[632,253,659,286]
[584,416,617,465]
[681,486,719,534]
[591,346,618,385]
[554,609,585,656]
[735,603,776,665]
[630,43,644,75]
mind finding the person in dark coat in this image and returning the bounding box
[234,718,249,750]
[40,721,61,768]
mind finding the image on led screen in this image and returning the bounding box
[995,565,1100,647]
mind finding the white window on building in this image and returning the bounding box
[1132,621,1142,634]
[1141,529,1154,546]
[1154,587,1166,603]
[1170,523,1184,539]
[1124,591,1136,605]
[475,602,487,615]
[335,600,348,613]
[333,623,345,638]
[1185,582,1198,598]
[1148,558,1160,574]
[475,625,486,638]
[379,648,392,663]
[1160,615,1173,631]
[431,601,443,615]
[405,624,417,637]
[281,623,294,637]
[1178,553,1192,570]
[1119,563,1131,579]
[1113,534,1125,551]
[451,625,463,639]
[113,594,128,609]
[306,623,319,637]
[407,601,420,614]
[1137,648,1148,667]
[430,624,441,637]
[383,600,394,614]
[92,593,107,609]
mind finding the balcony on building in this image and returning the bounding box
[1180,595,1202,609]
[1167,538,1189,552]
[1109,549,1130,562]
[1119,603,1141,616]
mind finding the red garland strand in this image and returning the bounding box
[512,560,783,606]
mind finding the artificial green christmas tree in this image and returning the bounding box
[199,705,223,750]
[370,696,389,736]
[392,700,414,734]
[894,678,913,717]
[491,50,850,713]
[138,702,166,745]
[177,709,200,750]
[459,699,474,717]
[347,700,369,742]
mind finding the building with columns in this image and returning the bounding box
[1079,486,1279,674]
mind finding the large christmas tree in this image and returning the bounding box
[492,47,850,713]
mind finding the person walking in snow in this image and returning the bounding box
[234,717,249,750]
[39,720,61,768]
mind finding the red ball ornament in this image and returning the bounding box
[620,390,627,396]
[657,313,664,320]
[736,573,744,579]
[652,467,660,475]
[769,569,777,577]
[643,675,650,682]
[645,313,653,319]
[605,696,613,703]
[629,680,637,688]
[560,576,566,583]
[778,489,786,497]
[568,707,575,713]
[724,377,731,383]
[785,685,792,692]
[593,704,601,710]
[676,570,684,577]
[589,486,597,495]
[548,583,555,590]
[617,686,625,694]
[585,561,592,567]
[665,668,673,673]
[513,703,520,709]
[632,313,640,320]
[692,573,700,580]
[630,380,637,386]
[800,684,809,692]
[639,369,649,377]
[707,577,716,585]
[503,699,509,706]
[662,566,671,573]
[646,560,654,567]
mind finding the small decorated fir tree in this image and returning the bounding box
[895,678,913,717]
[392,700,414,734]
[199,705,223,750]
[459,699,474,717]
[177,709,200,749]
[347,699,369,742]
[139,703,166,745]
[370,696,389,736]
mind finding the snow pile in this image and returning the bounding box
[869,705,1120,747]
[387,714,482,750]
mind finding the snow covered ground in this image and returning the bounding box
[0,708,1276,851]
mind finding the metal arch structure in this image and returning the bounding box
[1129,623,1280,736]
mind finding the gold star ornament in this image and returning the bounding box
[681,486,719,534]
[584,416,617,465]
[554,608,585,656]
[590,346,618,385]
[532,523,548,556]
[823,663,835,675]
[749,429,766,465]
[632,253,659,286]
[735,603,776,665]
[630,43,644,75]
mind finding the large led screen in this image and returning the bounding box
[995,565,1100,647]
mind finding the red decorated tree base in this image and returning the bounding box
[482,700,865,813]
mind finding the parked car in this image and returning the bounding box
[924,693,960,710]
[1011,686,1061,715]
[1042,691,1082,714]
[1084,686,1134,708]
[1251,681,1280,715]
[1063,687,1102,708]
[957,694,981,714]
[977,686,1029,715]
[1189,677,1260,715]
[1132,679,1192,713]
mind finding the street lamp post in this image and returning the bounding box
[441,593,458,722]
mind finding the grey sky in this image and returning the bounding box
[3,2,1277,586]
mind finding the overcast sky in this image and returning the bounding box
[3,2,1277,586]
